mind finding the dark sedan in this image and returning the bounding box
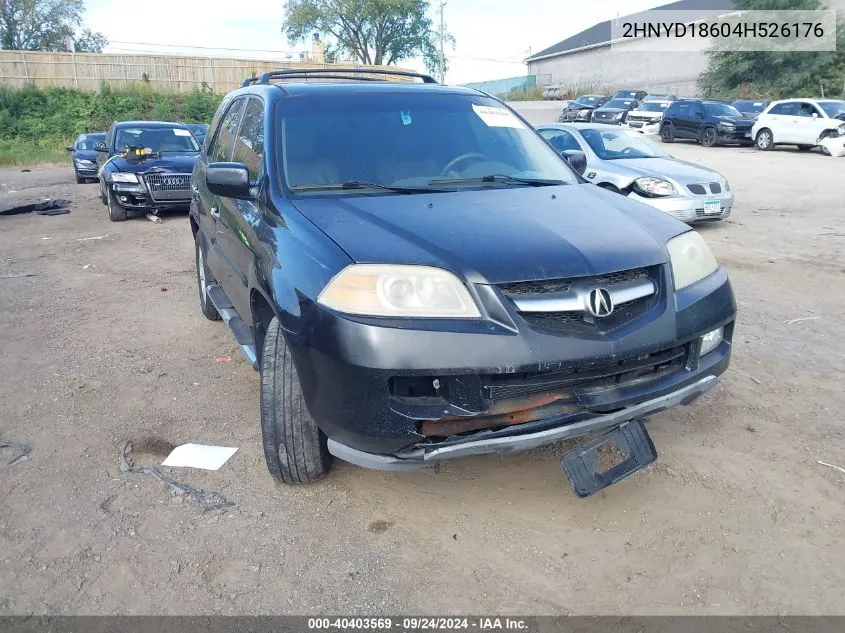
[558,94,608,122]
[66,132,106,183]
[590,98,641,124]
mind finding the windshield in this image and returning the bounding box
[114,127,199,153]
[574,95,601,105]
[733,100,767,114]
[76,133,105,150]
[278,92,578,194]
[705,103,743,117]
[604,99,636,109]
[579,128,668,160]
[818,101,845,117]
[615,92,640,98]
[637,102,669,112]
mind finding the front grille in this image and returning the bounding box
[144,173,191,201]
[500,266,661,335]
[484,344,689,401]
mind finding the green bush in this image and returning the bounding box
[0,84,224,165]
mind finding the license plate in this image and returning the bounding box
[561,420,657,498]
[704,200,721,215]
[629,121,643,128]
[744,131,752,138]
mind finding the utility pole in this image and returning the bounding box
[439,1,446,84]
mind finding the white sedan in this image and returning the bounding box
[751,98,845,152]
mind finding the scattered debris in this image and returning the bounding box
[0,198,69,217]
[118,441,233,511]
[818,461,845,476]
[160,286,167,292]
[735,370,762,385]
[77,234,110,242]
[786,316,821,325]
[20,169,30,172]
[146,213,163,224]
[0,273,36,279]
[161,443,239,471]
[41,237,52,240]
[0,436,31,466]
[215,356,232,363]
[745,424,756,433]
[83,264,93,270]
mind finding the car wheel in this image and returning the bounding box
[660,123,675,143]
[700,127,717,148]
[755,128,774,151]
[99,180,108,205]
[260,317,332,485]
[107,189,127,222]
[74,169,84,185]
[194,237,221,321]
[796,145,813,152]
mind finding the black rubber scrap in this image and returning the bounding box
[0,199,70,217]
[118,441,234,512]
[0,436,31,465]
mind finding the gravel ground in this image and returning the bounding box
[0,144,843,615]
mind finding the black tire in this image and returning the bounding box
[74,169,84,185]
[597,183,621,193]
[755,128,774,151]
[194,237,221,321]
[260,317,332,485]
[700,127,717,148]
[660,123,675,143]
[797,145,813,152]
[99,180,108,205]
[106,189,127,222]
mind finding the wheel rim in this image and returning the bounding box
[758,132,771,148]
[704,130,715,145]
[197,244,207,304]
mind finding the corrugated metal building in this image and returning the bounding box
[525,0,736,96]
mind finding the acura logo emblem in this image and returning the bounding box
[586,287,614,317]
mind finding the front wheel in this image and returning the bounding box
[74,169,85,185]
[700,127,717,148]
[755,128,774,151]
[260,317,332,484]
[660,123,675,143]
[107,189,127,222]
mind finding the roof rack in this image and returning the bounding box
[241,67,438,88]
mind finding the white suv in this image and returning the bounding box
[752,98,845,151]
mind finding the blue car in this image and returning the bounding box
[66,132,105,183]
[190,68,736,496]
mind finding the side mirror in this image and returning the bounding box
[94,142,108,152]
[206,162,252,199]
[65,145,75,152]
[812,112,818,119]
[561,149,587,176]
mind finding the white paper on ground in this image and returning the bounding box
[161,443,239,470]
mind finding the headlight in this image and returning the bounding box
[317,264,481,318]
[616,112,625,119]
[634,176,677,197]
[718,122,735,129]
[111,173,138,183]
[75,159,94,166]
[699,327,723,356]
[837,123,845,135]
[723,179,730,191]
[667,231,719,290]
[577,110,590,119]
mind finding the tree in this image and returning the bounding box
[0,0,108,52]
[698,0,845,98]
[282,0,453,74]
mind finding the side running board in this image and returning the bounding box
[206,284,259,371]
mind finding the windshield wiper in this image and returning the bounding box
[291,181,446,194]
[428,174,565,187]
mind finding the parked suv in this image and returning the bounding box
[751,99,845,151]
[96,121,200,222]
[66,132,105,183]
[191,68,735,496]
[660,99,754,147]
[591,98,641,125]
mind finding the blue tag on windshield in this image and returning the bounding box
[400,110,412,126]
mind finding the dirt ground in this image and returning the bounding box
[1,144,843,616]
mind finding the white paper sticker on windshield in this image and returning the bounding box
[472,104,525,129]
[753,102,763,106]
[173,128,192,136]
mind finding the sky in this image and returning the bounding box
[82,0,667,85]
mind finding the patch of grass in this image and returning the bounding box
[0,138,70,166]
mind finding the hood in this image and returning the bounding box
[568,104,598,111]
[606,157,722,185]
[714,115,753,128]
[594,108,629,115]
[292,185,685,284]
[111,153,198,174]
[628,111,663,120]
[73,149,98,161]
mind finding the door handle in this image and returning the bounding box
[210,206,220,219]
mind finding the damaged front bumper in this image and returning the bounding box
[109,177,191,212]
[327,375,718,470]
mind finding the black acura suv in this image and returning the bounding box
[97,121,200,221]
[191,69,735,496]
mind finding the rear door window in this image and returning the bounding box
[209,98,246,162]
[769,102,798,116]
